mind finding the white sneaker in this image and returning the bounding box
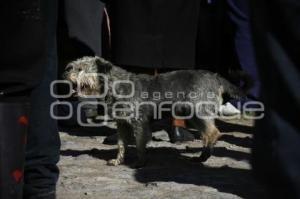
[219,102,241,116]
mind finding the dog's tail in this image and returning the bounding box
[217,71,253,99]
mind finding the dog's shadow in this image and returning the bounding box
[60,145,264,199]
[216,119,253,134]
[216,119,254,148]
[60,119,264,198]
[135,152,262,199]
[134,146,265,199]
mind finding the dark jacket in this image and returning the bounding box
[0,0,48,100]
[63,0,104,57]
[108,0,201,69]
[0,0,104,100]
[57,0,104,76]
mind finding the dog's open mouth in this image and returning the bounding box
[71,89,78,97]
[71,84,87,97]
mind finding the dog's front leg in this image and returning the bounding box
[132,120,151,168]
[107,121,132,166]
[107,139,126,166]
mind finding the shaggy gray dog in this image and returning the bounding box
[64,56,247,167]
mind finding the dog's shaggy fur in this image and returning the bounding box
[64,56,246,167]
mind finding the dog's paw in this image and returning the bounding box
[131,159,147,169]
[107,159,122,166]
[183,147,213,164]
[198,147,213,162]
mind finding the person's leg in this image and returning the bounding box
[226,0,260,99]
[23,1,60,198]
[251,0,300,198]
[170,119,195,143]
[0,102,29,199]
[0,1,49,198]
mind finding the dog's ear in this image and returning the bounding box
[95,57,112,74]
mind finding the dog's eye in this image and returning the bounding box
[78,68,82,72]
[65,65,73,72]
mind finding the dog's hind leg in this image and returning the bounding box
[200,119,221,162]
[189,117,221,162]
[107,121,133,166]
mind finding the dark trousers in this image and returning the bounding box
[251,0,300,198]
[0,103,29,199]
[226,0,260,98]
[24,0,60,197]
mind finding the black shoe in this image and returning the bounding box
[168,126,195,143]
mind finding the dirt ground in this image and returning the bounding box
[57,119,267,199]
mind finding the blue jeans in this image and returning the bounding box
[24,0,60,197]
[227,0,261,98]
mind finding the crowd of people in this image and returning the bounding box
[0,0,299,199]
